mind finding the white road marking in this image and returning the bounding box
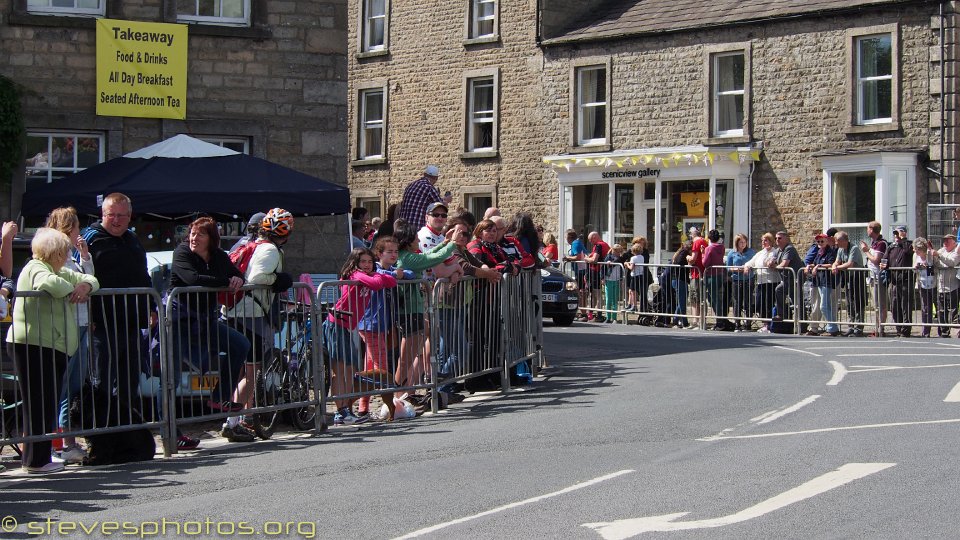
[772,346,822,357]
[391,469,635,539]
[827,361,847,386]
[838,354,960,358]
[844,363,960,372]
[944,381,960,402]
[582,463,895,538]
[755,395,820,425]
[700,418,960,441]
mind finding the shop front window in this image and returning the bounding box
[614,184,634,247]
[571,184,608,239]
[660,179,734,251]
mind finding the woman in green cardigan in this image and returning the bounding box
[7,228,99,474]
[392,219,457,398]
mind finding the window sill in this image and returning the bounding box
[176,22,271,39]
[463,35,500,47]
[460,150,499,159]
[703,135,751,146]
[350,157,387,167]
[567,144,612,154]
[8,12,97,28]
[357,49,390,60]
[845,122,899,135]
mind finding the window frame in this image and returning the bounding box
[24,131,105,185]
[846,24,899,133]
[175,0,251,27]
[25,0,104,16]
[352,81,389,166]
[464,0,498,45]
[462,186,497,219]
[359,0,390,57]
[196,136,250,154]
[569,58,612,151]
[820,151,917,240]
[703,43,751,144]
[462,68,499,157]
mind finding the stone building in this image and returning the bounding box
[0,0,348,274]
[349,0,959,262]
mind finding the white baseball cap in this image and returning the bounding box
[425,164,439,177]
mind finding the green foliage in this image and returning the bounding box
[0,75,25,190]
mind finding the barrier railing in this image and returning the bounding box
[1,288,166,459]
[561,261,627,323]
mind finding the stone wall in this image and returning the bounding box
[347,0,558,232]
[0,0,348,275]
[541,6,939,241]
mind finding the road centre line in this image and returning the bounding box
[827,361,847,386]
[697,418,960,441]
[391,469,635,539]
[755,395,820,425]
[773,346,822,357]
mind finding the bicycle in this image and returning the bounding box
[248,302,319,437]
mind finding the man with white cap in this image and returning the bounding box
[399,164,443,231]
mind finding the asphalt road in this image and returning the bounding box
[2,323,960,539]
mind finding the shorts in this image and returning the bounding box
[688,277,701,304]
[322,320,362,370]
[587,270,603,290]
[397,313,425,337]
[575,270,588,291]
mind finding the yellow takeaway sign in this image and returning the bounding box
[96,18,188,119]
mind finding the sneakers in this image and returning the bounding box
[333,409,369,426]
[177,435,200,450]
[24,462,64,474]
[59,444,87,464]
[220,423,256,443]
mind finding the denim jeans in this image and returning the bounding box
[436,307,468,379]
[818,285,838,333]
[58,326,92,429]
[671,279,688,325]
[171,317,250,403]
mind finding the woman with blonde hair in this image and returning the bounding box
[541,232,559,264]
[44,206,96,463]
[7,228,99,473]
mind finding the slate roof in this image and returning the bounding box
[542,0,934,44]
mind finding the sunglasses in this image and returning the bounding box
[816,240,825,244]
[430,213,448,218]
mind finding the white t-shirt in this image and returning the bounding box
[417,226,444,253]
[629,254,645,277]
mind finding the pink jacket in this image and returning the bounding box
[328,270,397,330]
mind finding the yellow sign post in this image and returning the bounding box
[96,18,188,119]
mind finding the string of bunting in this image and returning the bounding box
[543,150,761,171]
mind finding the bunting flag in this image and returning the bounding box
[542,148,762,170]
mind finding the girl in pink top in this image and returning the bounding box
[323,248,397,425]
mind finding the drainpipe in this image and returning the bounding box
[940,1,946,204]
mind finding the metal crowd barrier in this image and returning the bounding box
[1,272,548,460]
[1,288,166,456]
[560,260,628,323]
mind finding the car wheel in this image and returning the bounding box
[552,315,575,326]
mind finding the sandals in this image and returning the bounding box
[177,435,200,451]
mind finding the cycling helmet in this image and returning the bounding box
[261,208,294,237]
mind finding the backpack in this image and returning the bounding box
[218,240,266,309]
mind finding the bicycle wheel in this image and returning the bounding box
[250,353,283,439]
[286,345,317,431]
